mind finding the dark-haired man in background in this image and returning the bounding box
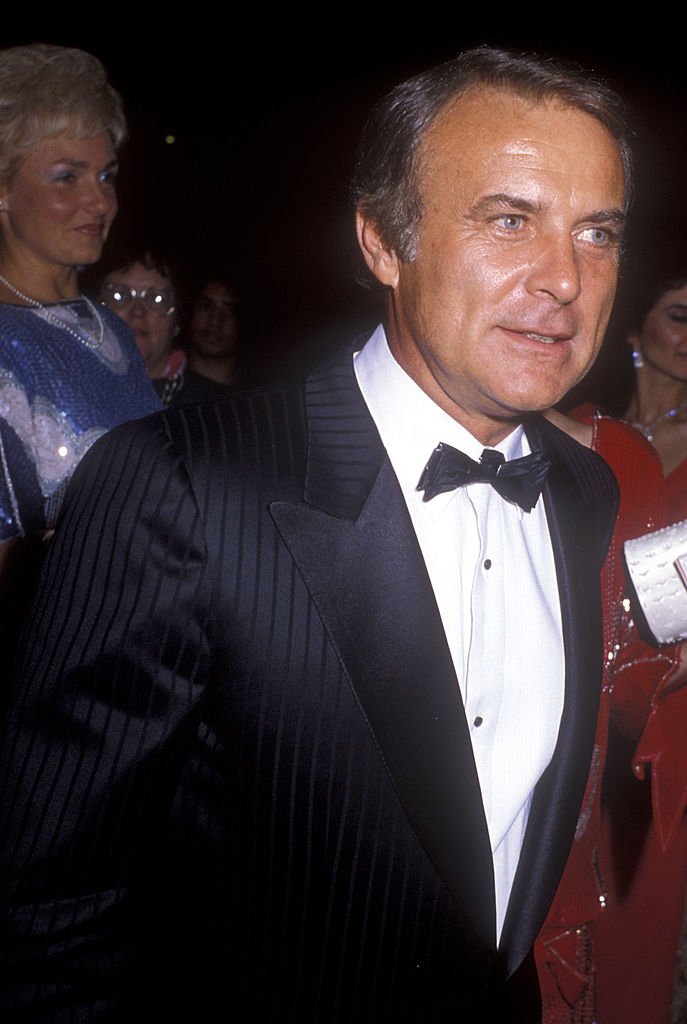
[0,46,627,1022]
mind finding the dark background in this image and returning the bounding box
[3,19,687,387]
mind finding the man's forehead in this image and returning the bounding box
[430,84,608,137]
[420,86,625,203]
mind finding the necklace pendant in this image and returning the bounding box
[628,395,687,444]
[0,270,104,350]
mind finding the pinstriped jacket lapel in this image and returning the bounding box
[500,416,616,972]
[271,353,497,947]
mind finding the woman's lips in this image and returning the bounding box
[74,222,104,237]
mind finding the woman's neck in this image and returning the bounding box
[625,368,687,475]
[625,369,687,427]
[0,252,79,304]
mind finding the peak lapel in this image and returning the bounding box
[270,353,497,947]
[500,416,618,974]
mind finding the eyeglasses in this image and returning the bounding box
[100,283,176,317]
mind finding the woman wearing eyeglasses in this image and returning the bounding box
[101,253,245,406]
[99,249,184,404]
[0,44,160,566]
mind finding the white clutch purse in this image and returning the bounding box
[624,518,687,644]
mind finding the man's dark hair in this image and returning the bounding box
[351,45,633,262]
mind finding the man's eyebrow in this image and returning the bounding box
[582,208,627,227]
[467,193,626,228]
[467,194,543,218]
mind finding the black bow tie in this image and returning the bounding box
[417,443,552,512]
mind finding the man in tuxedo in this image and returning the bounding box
[0,47,627,1021]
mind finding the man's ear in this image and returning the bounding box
[356,211,400,288]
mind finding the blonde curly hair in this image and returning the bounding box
[0,43,126,182]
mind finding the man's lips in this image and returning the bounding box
[499,325,574,345]
[521,330,570,345]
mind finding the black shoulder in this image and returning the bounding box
[527,414,619,570]
[528,414,619,503]
[159,378,308,468]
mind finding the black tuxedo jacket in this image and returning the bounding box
[0,347,618,1022]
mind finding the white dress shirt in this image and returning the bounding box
[354,325,564,942]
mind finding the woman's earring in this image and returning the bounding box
[632,349,644,369]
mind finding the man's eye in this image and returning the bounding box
[496,214,524,230]
[578,226,612,246]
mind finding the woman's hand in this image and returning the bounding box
[658,640,687,697]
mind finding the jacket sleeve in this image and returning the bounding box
[0,412,215,1020]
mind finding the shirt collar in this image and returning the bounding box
[354,325,528,507]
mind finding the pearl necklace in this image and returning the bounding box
[0,271,104,350]
[630,397,687,443]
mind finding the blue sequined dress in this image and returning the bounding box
[0,298,161,540]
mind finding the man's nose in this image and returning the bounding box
[526,234,581,304]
